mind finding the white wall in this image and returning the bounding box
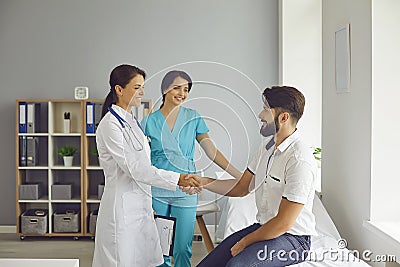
[371,0,400,222]
[0,0,279,225]
[279,0,322,149]
[322,0,397,266]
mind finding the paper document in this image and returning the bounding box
[155,215,176,256]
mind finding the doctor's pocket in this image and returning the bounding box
[122,191,150,225]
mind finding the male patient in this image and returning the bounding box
[185,86,317,267]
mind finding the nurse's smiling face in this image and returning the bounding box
[116,74,145,109]
[164,76,189,106]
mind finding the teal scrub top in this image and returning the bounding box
[142,106,209,197]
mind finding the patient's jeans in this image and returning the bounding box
[196,223,310,267]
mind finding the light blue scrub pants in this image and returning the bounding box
[153,194,198,267]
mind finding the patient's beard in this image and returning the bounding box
[260,116,279,138]
[260,122,275,137]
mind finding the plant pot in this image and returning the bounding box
[63,156,73,167]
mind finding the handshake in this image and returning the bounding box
[177,174,209,195]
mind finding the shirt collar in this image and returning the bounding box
[111,104,133,121]
[276,129,300,153]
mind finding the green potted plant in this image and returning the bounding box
[313,147,322,161]
[90,147,99,157]
[90,147,99,166]
[58,145,77,167]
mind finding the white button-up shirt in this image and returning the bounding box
[248,131,317,236]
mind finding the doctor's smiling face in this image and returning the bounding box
[164,76,190,106]
[116,74,145,109]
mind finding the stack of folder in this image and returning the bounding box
[18,102,40,166]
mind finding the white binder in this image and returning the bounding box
[154,215,176,256]
[27,103,40,133]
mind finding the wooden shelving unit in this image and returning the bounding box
[15,99,152,239]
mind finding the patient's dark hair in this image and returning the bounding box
[101,64,146,119]
[262,86,305,123]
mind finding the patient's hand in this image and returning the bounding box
[180,174,203,195]
[179,186,203,195]
[231,239,247,256]
[180,186,202,195]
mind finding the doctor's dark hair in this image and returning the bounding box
[262,86,305,124]
[101,64,146,119]
[160,70,192,108]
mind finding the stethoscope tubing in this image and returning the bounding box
[108,106,144,151]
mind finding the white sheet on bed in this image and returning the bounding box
[215,172,258,241]
[293,195,370,266]
[216,191,370,266]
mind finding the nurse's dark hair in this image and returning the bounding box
[160,70,192,108]
[101,64,146,119]
[262,86,305,124]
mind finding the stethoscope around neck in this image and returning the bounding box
[108,106,144,151]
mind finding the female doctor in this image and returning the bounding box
[92,64,199,267]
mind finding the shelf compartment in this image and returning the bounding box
[17,169,48,200]
[17,203,49,235]
[50,203,82,234]
[86,169,104,202]
[86,136,99,166]
[49,101,83,134]
[17,101,49,134]
[18,136,48,167]
[51,170,81,200]
[51,136,81,167]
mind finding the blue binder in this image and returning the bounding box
[86,102,95,133]
[19,102,27,133]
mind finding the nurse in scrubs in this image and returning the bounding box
[142,70,242,267]
[92,65,199,267]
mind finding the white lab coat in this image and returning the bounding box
[92,105,179,267]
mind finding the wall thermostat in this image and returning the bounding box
[74,86,89,100]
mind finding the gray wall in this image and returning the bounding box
[0,0,278,225]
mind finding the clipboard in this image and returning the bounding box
[154,215,176,256]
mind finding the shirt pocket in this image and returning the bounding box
[267,172,284,188]
[265,173,285,215]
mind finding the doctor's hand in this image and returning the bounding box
[179,174,203,195]
[180,174,211,195]
[178,174,201,188]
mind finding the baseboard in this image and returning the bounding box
[0,225,16,233]
[1,224,215,236]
